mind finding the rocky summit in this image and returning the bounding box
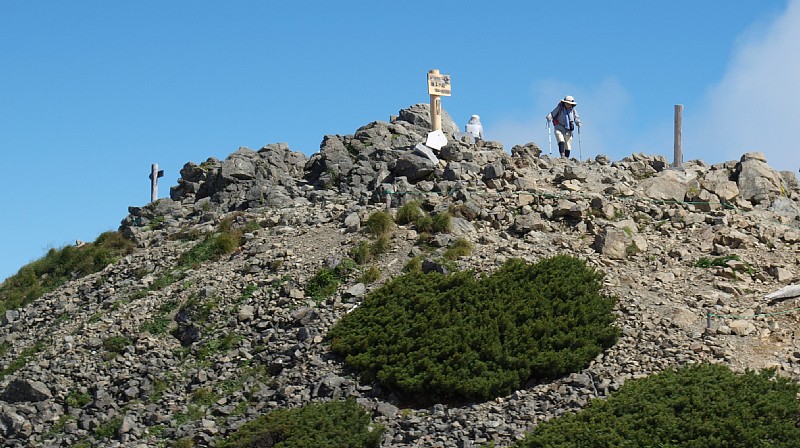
[2,104,800,447]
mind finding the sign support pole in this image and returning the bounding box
[429,69,442,132]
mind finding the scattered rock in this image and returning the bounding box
[3,104,800,448]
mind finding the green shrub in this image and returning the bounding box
[360,266,381,284]
[0,342,44,380]
[51,414,76,432]
[141,316,172,335]
[334,258,358,278]
[178,232,240,268]
[239,284,258,301]
[149,377,169,403]
[218,398,382,448]
[365,211,394,238]
[245,220,261,232]
[103,336,132,354]
[306,268,340,300]
[396,201,424,225]
[187,404,204,420]
[443,238,473,260]
[371,235,390,256]
[171,437,197,448]
[304,258,361,300]
[431,212,452,233]
[197,333,241,360]
[327,255,618,403]
[170,223,207,243]
[403,257,423,273]
[415,215,434,233]
[0,231,134,312]
[140,299,179,333]
[172,438,195,448]
[94,417,122,439]
[322,168,341,190]
[352,233,390,265]
[65,390,93,408]
[191,387,218,406]
[695,254,740,268]
[695,254,755,276]
[215,214,259,237]
[147,215,165,230]
[148,231,240,294]
[217,214,239,233]
[150,271,180,291]
[350,241,374,265]
[175,295,217,326]
[148,228,243,294]
[515,364,800,448]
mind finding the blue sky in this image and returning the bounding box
[2,1,798,282]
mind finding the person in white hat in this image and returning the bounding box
[465,114,484,142]
[546,96,581,158]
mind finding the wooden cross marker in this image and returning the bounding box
[149,163,164,203]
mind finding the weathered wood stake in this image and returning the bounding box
[673,104,683,168]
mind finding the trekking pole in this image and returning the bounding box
[578,126,582,161]
[547,120,552,155]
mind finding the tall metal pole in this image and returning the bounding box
[673,104,683,169]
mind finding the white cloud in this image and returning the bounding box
[689,0,800,172]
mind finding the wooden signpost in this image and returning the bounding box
[427,69,451,132]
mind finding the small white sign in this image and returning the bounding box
[425,130,448,150]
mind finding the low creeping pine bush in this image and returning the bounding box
[218,398,383,448]
[515,363,800,447]
[327,255,619,404]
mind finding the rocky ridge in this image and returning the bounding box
[2,104,800,447]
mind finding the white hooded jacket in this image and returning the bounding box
[465,115,484,140]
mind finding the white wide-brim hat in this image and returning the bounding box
[562,95,577,105]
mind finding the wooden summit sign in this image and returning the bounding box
[427,71,451,96]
